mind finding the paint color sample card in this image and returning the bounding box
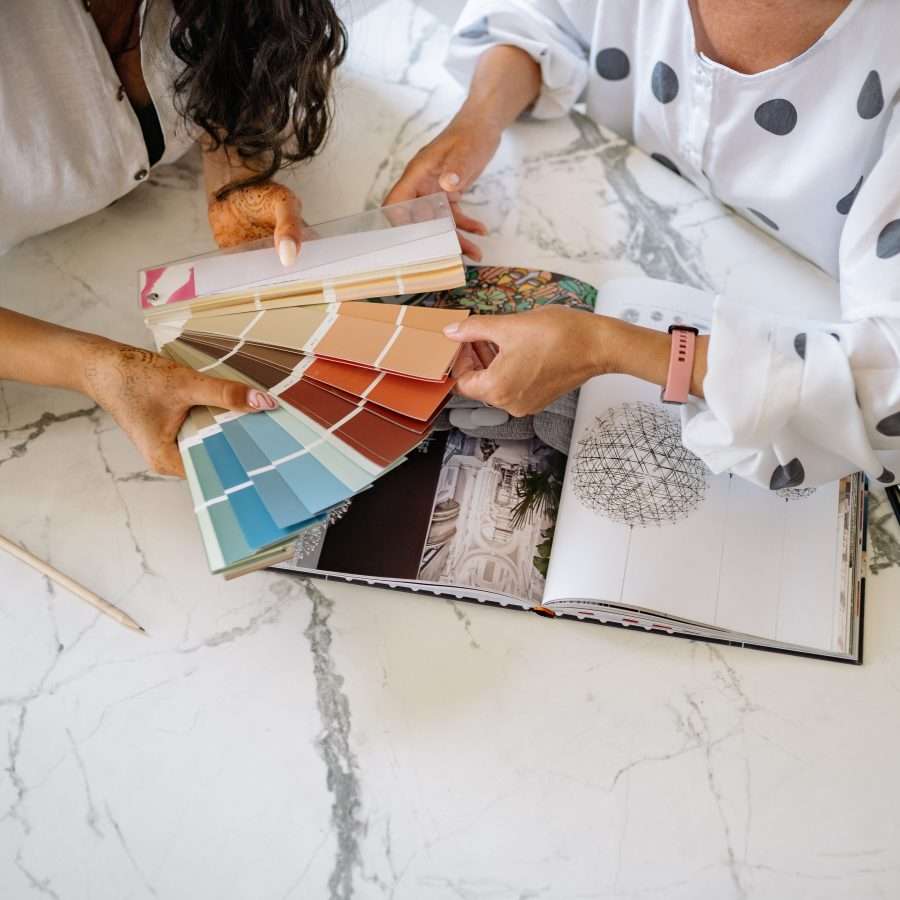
[163,330,439,578]
[144,196,475,578]
[169,339,434,467]
[177,302,468,381]
[175,335,454,421]
[140,193,466,321]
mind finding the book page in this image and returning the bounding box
[544,278,847,653]
[416,432,560,607]
[275,430,562,610]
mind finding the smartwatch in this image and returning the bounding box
[661,324,699,405]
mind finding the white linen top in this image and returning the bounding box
[0,0,195,254]
[448,0,900,491]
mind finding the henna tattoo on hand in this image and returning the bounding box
[208,181,297,247]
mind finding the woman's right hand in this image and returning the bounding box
[81,340,277,477]
[383,110,501,260]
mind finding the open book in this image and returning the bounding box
[277,274,867,663]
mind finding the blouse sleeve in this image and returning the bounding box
[681,106,900,491]
[446,0,590,120]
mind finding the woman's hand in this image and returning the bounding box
[444,307,611,416]
[384,110,498,260]
[81,341,277,477]
[444,308,710,416]
[384,45,543,260]
[207,180,304,266]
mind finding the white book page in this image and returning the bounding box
[544,278,846,653]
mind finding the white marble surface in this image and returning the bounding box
[3,3,900,898]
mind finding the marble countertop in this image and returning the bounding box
[3,3,900,898]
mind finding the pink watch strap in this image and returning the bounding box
[661,325,699,405]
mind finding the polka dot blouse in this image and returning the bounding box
[447,0,900,491]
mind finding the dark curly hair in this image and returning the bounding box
[168,0,347,198]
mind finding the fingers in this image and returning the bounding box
[443,315,506,345]
[273,191,303,267]
[185,374,279,414]
[472,340,497,369]
[450,344,482,380]
[451,203,488,236]
[383,174,420,209]
[454,368,497,405]
[458,232,483,262]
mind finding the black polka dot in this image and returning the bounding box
[595,47,630,80]
[754,99,798,135]
[770,458,806,491]
[836,176,863,215]
[650,153,681,177]
[876,220,900,259]
[651,61,679,103]
[458,16,490,40]
[857,70,884,120]
[877,468,896,484]
[793,333,807,359]
[876,412,900,436]
[749,208,779,231]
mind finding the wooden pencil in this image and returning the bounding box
[0,532,145,634]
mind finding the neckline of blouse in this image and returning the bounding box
[685,0,867,82]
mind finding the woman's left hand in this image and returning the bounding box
[443,306,612,416]
[207,180,304,266]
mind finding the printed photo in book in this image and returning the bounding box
[276,270,866,664]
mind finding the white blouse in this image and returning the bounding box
[448,0,900,491]
[0,0,194,254]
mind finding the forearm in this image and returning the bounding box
[456,45,542,133]
[596,316,709,398]
[0,308,116,395]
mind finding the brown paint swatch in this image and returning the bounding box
[279,380,426,466]
[182,302,468,381]
[305,359,453,421]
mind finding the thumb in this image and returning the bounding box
[437,141,484,193]
[443,315,505,345]
[185,374,279,414]
[273,190,303,267]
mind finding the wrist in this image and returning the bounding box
[453,101,505,146]
[71,334,125,401]
[601,317,708,398]
[600,316,671,382]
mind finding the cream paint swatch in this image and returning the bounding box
[176,302,468,381]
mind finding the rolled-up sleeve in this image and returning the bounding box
[681,106,900,490]
[446,0,590,120]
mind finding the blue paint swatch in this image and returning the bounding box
[233,413,357,514]
[201,430,314,550]
[219,419,313,529]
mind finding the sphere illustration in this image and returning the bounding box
[572,402,708,526]
[776,486,817,501]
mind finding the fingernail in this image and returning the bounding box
[443,322,460,336]
[248,389,278,410]
[278,238,297,267]
[441,172,461,189]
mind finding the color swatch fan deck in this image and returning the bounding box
[140,194,467,577]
